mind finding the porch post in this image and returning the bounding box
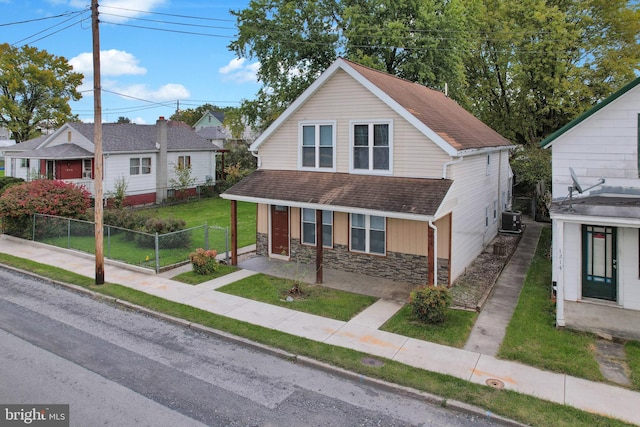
[427,224,435,286]
[231,200,238,266]
[315,209,323,283]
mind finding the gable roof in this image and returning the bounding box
[194,111,225,128]
[250,58,512,156]
[11,121,220,155]
[223,170,452,220]
[540,77,640,148]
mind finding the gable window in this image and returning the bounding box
[350,214,386,255]
[299,122,335,170]
[301,209,333,247]
[351,121,392,174]
[83,159,92,179]
[178,155,191,169]
[130,157,151,175]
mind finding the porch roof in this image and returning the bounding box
[17,143,93,159]
[550,194,640,223]
[223,170,452,220]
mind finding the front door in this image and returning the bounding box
[271,205,289,256]
[582,225,617,301]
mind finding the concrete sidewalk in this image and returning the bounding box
[0,235,639,426]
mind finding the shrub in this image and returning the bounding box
[409,285,452,324]
[0,179,91,238]
[0,176,24,195]
[134,216,192,249]
[189,248,218,275]
[102,208,149,234]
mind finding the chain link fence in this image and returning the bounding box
[25,213,228,273]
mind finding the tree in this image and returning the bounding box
[465,0,640,145]
[169,164,196,200]
[170,103,231,127]
[230,0,639,142]
[0,44,83,143]
[116,116,131,123]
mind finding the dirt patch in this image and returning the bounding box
[449,228,523,311]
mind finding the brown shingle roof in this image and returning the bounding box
[224,170,452,218]
[342,59,512,151]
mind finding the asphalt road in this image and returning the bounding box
[0,267,502,427]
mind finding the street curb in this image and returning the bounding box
[1,263,526,426]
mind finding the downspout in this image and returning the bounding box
[250,149,261,168]
[442,156,463,179]
[428,221,438,286]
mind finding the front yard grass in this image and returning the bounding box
[171,264,239,285]
[0,252,632,427]
[499,227,605,382]
[216,274,377,322]
[380,305,478,348]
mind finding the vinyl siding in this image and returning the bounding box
[258,69,450,178]
[257,204,268,233]
[550,85,640,198]
[387,218,427,255]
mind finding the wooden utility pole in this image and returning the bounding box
[92,0,104,284]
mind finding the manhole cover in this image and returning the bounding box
[360,357,385,367]
[485,378,505,389]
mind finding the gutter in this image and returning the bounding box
[250,149,261,168]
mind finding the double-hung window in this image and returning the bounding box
[83,159,92,179]
[301,209,333,247]
[350,214,386,255]
[300,122,335,170]
[351,121,392,174]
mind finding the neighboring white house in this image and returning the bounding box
[222,58,514,288]
[541,77,640,340]
[3,117,221,206]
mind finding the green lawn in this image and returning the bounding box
[217,273,378,322]
[499,227,606,382]
[381,305,478,348]
[140,197,256,249]
[172,264,239,284]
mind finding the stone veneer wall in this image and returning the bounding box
[256,233,451,286]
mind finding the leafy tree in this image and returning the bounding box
[0,44,83,143]
[170,103,233,127]
[116,116,131,123]
[169,164,196,200]
[465,0,640,145]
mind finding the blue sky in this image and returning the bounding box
[1,0,261,124]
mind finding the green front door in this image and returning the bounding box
[582,225,617,301]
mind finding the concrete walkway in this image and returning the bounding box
[0,235,639,426]
[464,221,544,355]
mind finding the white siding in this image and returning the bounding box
[440,149,511,282]
[550,85,640,198]
[166,151,216,186]
[259,69,450,178]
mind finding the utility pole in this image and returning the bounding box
[92,0,105,284]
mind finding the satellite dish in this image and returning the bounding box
[570,167,583,193]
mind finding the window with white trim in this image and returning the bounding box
[299,122,335,170]
[20,159,29,168]
[350,214,386,255]
[83,159,92,179]
[351,121,392,173]
[130,157,151,175]
[301,209,333,247]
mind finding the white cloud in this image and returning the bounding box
[219,58,260,84]
[69,50,146,77]
[69,0,167,23]
[108,82,190,102]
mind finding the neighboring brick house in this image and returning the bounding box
[541,77,640,340]
[3,117,221,206]
[222,58,513,287]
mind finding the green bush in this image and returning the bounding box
[189,248,218,275]
[134,216,192,249]
[409,285,452,324]
[102,208,149,235]
[0,176,24,195]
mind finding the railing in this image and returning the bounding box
[24,213,228,273]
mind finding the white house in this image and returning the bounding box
[222,58,514,288]
[3,117,221,206]
[541,77,640,340]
